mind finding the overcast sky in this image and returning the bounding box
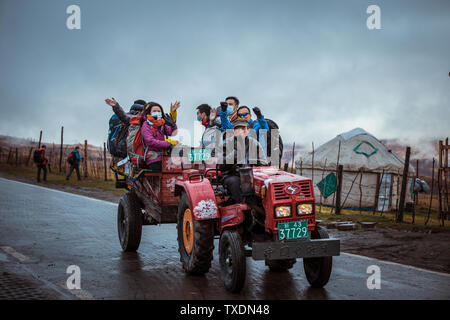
[0,0,449,150]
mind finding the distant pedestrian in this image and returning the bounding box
[34,145,48,182]
[66,146,82,181]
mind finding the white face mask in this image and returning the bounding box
[151,112,162,119]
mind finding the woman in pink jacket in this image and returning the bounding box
[141,102,178,171]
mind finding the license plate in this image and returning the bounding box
[278,220,308,240]
[188,149,211,162]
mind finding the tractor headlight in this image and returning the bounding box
[297,203,313,215]
[275,205,291,218]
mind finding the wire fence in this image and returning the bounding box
[0,138,114,181]
[288,142,449,226]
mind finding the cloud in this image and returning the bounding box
[0,0,449,150]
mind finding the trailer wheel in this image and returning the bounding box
[219,229,246,293]
[265,259,296,272]
[117,192,143,252]
[177,192,214,275]
[303,226,333,288]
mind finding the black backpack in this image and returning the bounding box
[33,149,44,164]
[107,104,143,158]
[265,118,283,167]
[67,151,76,165]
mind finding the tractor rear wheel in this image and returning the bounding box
[303,226,333,288]
[117,192,143,252]
[219,229,246,293]
[177,192,214,275]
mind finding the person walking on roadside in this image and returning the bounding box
[66,146,82,181]
[34,145,48,182]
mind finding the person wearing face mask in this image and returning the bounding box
[141,102,178,171]
[218,119,267,204]
[105,98,180,126]
[196,104,224,148]
[196,104,214,129]
[224,96,239,122]
[219,105,270,154]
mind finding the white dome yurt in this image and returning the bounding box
[296,128,415,211]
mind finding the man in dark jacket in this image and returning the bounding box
[66,146,82,181]
[219,119,267,204]
[36,145,48,182]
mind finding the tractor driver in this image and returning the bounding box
[219,119,268,205]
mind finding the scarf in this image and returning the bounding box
[146,115,166,136]
[201,119,209,129]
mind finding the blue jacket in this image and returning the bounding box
[219,111,270,155]
[219,111,269,133]
[72,149,82,166]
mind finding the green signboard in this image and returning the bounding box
[317,172,337,198]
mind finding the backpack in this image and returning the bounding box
[107,114,128,158]
[265,118,283,167]
[33,149,44,164]
[67,151,76,165]
[107,104,144,158]
[126,116,160,168]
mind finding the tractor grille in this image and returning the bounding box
[273,181,312,200]
[273,184,290,200]
[295,181,312,198]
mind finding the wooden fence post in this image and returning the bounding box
[311,142,315,186]
[290,142,295,173]
[359,168,363,214]
[38,130,42,149]
[104,142,108,181]
[59,126,64,173]
[7,148,12,164]
[397,146,411,223]
[335,164,343,215]
[425,158,435,225]
[374,172,381,215]
[330,141,341,214]
[26,147,33,166]
[84,140,88,178]
[318,159,328,215]
[445,138,449,221]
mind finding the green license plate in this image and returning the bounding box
[278,220,308,240]
[188,149,211,162]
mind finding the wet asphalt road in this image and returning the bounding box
[0,177,449,300]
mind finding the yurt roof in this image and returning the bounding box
[298,128,415,174]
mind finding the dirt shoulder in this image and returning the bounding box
[0,171,121,203]
[1,170,449,275]
[326,227,450,274]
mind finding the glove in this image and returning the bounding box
[165,138,178,146]
[252,107,263,118]
[163,113,176,127]
[220,101,228,112]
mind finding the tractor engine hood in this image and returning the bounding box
[252,166,313,199]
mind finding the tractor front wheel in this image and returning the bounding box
[219,229,246,293]
[303,226,333,288]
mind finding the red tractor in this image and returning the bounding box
[112,148,340,293]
